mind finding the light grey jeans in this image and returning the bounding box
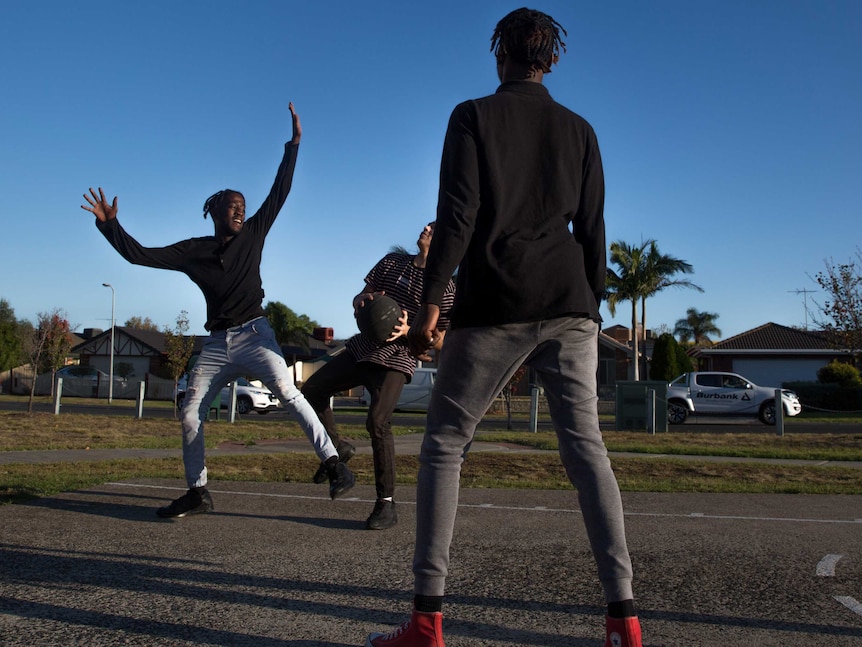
[413,316,635,603]
[179,317,337,488]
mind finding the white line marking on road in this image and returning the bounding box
[816,554,843,577]
[835,596,862,617]
[623,510,862,525]
[104,482,862,525]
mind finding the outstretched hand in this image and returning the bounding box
[81,188,118,222]
[289,102,302,145]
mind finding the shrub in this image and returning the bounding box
[817,361,862,388]
[650,334,679,381]
[785,381,862,412]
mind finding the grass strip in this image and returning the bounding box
[3,452,861,506]
[480,431,862,462]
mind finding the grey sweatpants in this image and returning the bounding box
[412,316,635,603]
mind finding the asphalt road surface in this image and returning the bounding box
[2,397,860,644]
[0,482,860,646]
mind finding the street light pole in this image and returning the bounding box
[102,283,115,403]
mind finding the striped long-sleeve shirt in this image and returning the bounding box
[346,253,456,380]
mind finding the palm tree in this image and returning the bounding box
[638,241,702,376]
[606,240,652,380]
[674,308,722,345]
[607,240,702,380]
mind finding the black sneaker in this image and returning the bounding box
[313,441,356,484]
[156,488,213,518]
[366,499,397,530]
[328,461,355,500]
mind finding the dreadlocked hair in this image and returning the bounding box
[202,189,242,219]
[490,7,567,73]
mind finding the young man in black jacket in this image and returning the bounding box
[366,9,641,647]
[81,103,355,517]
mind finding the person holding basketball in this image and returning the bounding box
[81,103,355,518]
[301,222,455,530]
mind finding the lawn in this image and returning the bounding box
[1,410,861,503]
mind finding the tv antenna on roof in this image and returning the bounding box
[788,288,817,330]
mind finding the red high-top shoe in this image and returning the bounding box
[605,615,642,647]
[366,609,445,647]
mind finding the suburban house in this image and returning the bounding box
[598,328,638,389]
[73,326,194,380]
[73,325,341,384]
[690,322,849,385]
[4,325,342,398]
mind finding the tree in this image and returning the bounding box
[22,309,72,412]
[115,361,136,379]
[812,248,862,366]
[500,365,527,430]
[606,240,651,380]
[163,311,196,418]
[649,333,680,381]
[40,311,74,383]
[264,301,319,352]
[0,298,24,372]
[639,241,701,377]
[124,315,160,331]
[676,344,696,374]
[674,308,722,346]
[649,333,694,381]
[607,239,702,380]
[23,318,50,414]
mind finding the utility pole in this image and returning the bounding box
[102,283,115,403]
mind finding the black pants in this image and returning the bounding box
[301,352,406,499]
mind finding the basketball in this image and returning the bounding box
[356,295,402,343]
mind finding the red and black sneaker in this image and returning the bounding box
[365,609,445,647]
[605,615,642,647]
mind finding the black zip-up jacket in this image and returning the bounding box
[96,143,299,331]
[423,81,605,327]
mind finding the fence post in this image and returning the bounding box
[135,381,146,418]
[54,377,63,415]
[646,388,656,435]
[529,385,539,433]
[228,381,238,423]
[775,389,785,436]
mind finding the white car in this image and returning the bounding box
[359,367,436,412]
[176,376,281,415]
[666,371,802,425]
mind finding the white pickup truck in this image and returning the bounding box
[666,372,802,425]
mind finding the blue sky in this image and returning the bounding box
[1,1,860,341]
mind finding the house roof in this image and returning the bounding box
[72,327,208,355]
[697,322,837,353]
[599,331,635,355]
[74,326,339,361]
[281,333,341,360]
